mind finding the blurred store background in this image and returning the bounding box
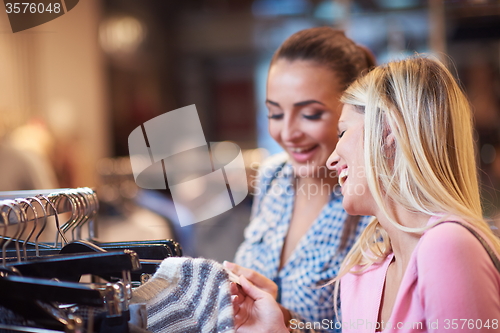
[0,0,499,261]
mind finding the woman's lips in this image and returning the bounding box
[339,168,348,186]
[288,145,319,163]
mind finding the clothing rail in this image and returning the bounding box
[0,187,182,333]
[0,188,95,223]
[0,188,98,240]
[0,188,88,199]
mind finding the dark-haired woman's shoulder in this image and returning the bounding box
[257,152,289,177]
[249,152,289,208]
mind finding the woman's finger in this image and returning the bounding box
[224,261,278,298]
[230,282,247,304]
[233,304,249,330]
[224,261,261,282]
[239,275,268,301]
[229,281,240,295]
[232,295,241,315]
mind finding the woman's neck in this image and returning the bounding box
[376,206,430,271]
[295,174,339,191]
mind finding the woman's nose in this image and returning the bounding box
[281,118,303,142]
[326,149,339,170]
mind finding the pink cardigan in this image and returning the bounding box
[340,216,500,333]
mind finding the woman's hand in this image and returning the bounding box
[230,275,289,333]
[223,261,278,299]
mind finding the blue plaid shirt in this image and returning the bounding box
[235,153,371,333]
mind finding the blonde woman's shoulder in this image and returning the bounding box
[417,220,490,268]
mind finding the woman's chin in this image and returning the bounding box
[341,198,362,216]
[291,163,330,179]
[343,205,357,216]
[342,200,372,217]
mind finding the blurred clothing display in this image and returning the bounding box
[0,142,58,191]
[97,206,174,243]
[132,189,250,262]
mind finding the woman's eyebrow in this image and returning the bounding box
[265,99,280,107]
[294,100,325,107]
[265,99,326,107]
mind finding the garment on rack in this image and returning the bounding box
[129,303,148,329]
[0,305,37,330]
[71,303,150,333]
[131,257,234,333]
[129,323,151,333]
[0,187,179,333]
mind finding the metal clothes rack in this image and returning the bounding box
[0,187,140,333]
[0,187,98,246]
[0,188,91,221]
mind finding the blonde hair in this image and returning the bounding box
[333,56,500,312]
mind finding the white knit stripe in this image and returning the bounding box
[155,258,198,311]
[131,257,234,333]
[191,262,223,331]
[148,259,202,331]
[157,260,206,332]
[217,296,234,331]
[131,260,181,303]
[199,262,234,333]
[167,261,229,332]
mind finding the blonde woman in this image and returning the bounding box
[230,57,500,333]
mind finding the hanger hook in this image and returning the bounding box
[55,193,78,242]
[0,202,11,266]
[33,195,52,252]
[45,194,69,247]
[85,188,99,239]
[28,196,46,257]
[11,200,28,263]
[69,191,85,241]
[1,201,22,264]
[14,198,35,261]
[73,189,91,240]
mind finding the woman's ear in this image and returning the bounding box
[382,132,396,159]
[385,132,395,147]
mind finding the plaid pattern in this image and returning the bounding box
[235,153,371,333]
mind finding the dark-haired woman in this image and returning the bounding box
[224,27,375,332]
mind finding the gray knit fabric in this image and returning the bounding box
[131,257,235,333]
[129,303,148,329]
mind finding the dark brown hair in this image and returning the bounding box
[271,27,376,90]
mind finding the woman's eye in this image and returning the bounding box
[303,112,323,120]
[267,113,283,120]
[338,130,346,138]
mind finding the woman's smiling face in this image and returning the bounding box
[327,104,376,216]
[266,59,342,178]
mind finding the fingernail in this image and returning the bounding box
[223,260,233,268]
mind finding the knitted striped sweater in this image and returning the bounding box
[131,257,235,333]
